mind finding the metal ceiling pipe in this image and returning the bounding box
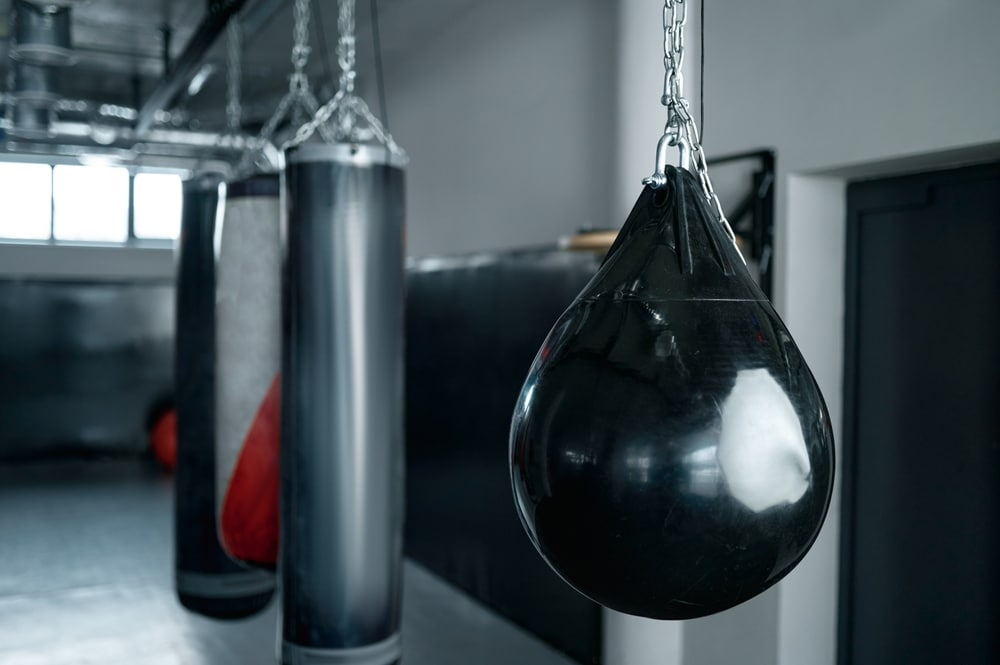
[281,144,407,665]
[0,118,251,174]
[0,118,251,152]
[6,102,51,139]
[13,119,254,151]
[135,0,249,135]
[9,61,59,107]
[9,0,74,67]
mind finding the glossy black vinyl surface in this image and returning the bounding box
[405,249,603,664]
[510,166,834,619]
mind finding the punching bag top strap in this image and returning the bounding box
[287,142,408,169]
[583,166,765,303]
[228,173,280,200]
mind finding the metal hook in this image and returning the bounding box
[643,132,690,189]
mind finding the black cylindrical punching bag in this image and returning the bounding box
[216,174,282,569]
[282,144,406,665]
[174,175,275,619]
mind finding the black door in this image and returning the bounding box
[840,162,1000,664]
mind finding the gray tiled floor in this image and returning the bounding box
[0,459,578,665]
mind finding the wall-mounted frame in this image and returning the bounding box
[707,149,776,297]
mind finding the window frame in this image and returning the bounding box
[0,160,55,241]
[0,154,188,247]
[131,170,185,242]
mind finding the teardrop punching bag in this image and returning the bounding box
[174,176,275,619]
[215,174,282,569]
[282,144,406,665]
[510,166,834,620]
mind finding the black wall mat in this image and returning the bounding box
[405,249,604,664]
[0,279,173,460]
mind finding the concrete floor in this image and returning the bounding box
[0,458,579,665]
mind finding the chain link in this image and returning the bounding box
[292,0,311,75]
[643,0,739,250]
[226,20,242,135]
[237,0,338,174]
[260,93,295,150]
[661,0,685,108]
[337,0,356,96]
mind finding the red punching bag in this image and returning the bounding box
[150,408,177,472]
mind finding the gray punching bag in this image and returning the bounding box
[282,144,406,665]
[174,175,275,619]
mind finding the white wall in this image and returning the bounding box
[614,1,1000,664]
[702,0,1000,175]
[377,0,618,258]
[1,0,618,278]
[614,0,704,220]
[0,243,174,280]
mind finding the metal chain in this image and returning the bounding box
[337,0,356,96]
[237,0,337,173]
[226,20,242,135]
[643,0,739,251]
[285,0,356,147]
[261,94,295,146]
[283,0,404,158]
[662,0,686,113]
[285,89,344,149]
[291,0,311,86]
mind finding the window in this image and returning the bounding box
[0,163,52,240]
[0,159,186,244]
[134,173,183,240]
[53,165,130,242]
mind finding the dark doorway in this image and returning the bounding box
[839,162,1000,664]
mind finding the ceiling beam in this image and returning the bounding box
[134,0,250,135]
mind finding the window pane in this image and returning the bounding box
[53,165,129,242]
[133,173,183,240]
[0,162,52,240]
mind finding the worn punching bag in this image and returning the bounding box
[216,174,282,569]
[282,144,406,665]
[510,166,835,620]
[174,175,275,619]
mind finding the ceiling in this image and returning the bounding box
[0,0,458,149]
[1,0,204,112]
